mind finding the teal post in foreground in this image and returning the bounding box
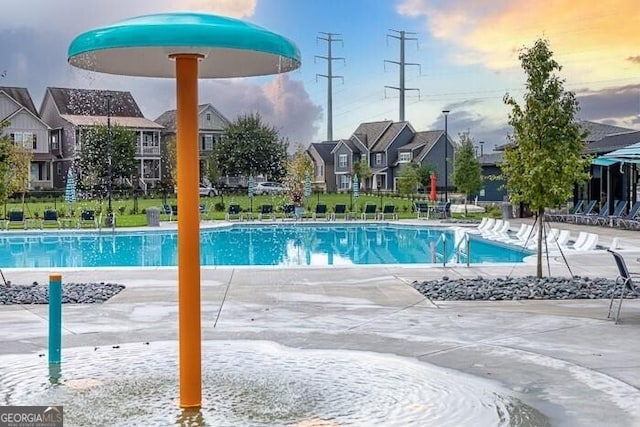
[48,273,62,364]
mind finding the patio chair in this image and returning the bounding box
[331,204,349,221]
[606,249,640,324]
[413,201,429,219]
[225,203,242,221]
[258,204,275,221]
[430,201,450,219]
[281,204,296,221]
[77,210,98,228]
[312,203,329,220]
[5,211,26,230]
[41,210,61,229]
[162,204,177,221]
[549,200,584,222]
[361,203,377,220]
[378,204,397,220]
[572,200,599,224]
[615,201,640,229]
[594,200,627,226]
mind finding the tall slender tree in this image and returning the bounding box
[502,38,590,277]
[452,132,483,216]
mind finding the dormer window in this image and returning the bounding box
[375,153,382,165]
[399,152,411,162]
[206,113,211,121]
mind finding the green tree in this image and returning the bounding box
[396,164,420,196]
[203,150,220,187]
[502,38,590,277]
[286,147,313,190]
[217,113,288,181]
[416,163,436,191]
[452,131,483,216]
[352,158,372,189]
[163,136,177,190]
[75,125,137,191]
[0,121,31,209]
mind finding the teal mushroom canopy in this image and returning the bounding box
[68,12,301,78]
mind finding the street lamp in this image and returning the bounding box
[479,140,485,158]
[106,93,113,227]
[442,110,450,203]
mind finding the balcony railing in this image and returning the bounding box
[138,146,161,155]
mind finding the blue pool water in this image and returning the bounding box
[0,224,530,268]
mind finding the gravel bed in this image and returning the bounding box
[0,282,125,305]
[412,276,638,301]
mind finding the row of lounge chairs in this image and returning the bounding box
[223,203,399,221]
[470,218,600,251]
[1,210,99,230]
[547,200,640,229]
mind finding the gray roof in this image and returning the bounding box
[579,120,636,142]
[414,130,445,160]
[155,103,229,130]
[309,141,337,162]
[47,87,144,117]
[587,131,640,154]
[351,120,392,149]
[478,152,504,166]
[371,122,409,152]
[0,86,38,117]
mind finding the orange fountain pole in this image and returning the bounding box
[174,54,202,408]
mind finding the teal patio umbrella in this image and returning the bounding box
[352,174,359,214]
[248,175,255,213]
[304,173,311,199]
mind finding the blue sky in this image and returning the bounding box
[1,0,639,152]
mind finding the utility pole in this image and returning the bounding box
[315,32,344,141]
[384,30,420,122]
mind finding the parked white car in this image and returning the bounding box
[254,182,287,195]
[199,184,219,197]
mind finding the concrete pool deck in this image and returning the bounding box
[1,218,639,425]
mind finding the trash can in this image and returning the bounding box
[501,200,513,220]
[146,207,160,227]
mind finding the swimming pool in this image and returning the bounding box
[0,224,530,268]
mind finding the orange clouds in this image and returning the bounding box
[398,0,640,87]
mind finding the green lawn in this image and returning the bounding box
[3,192,484,227]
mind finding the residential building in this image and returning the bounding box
[155,103,229,184]
[306,141,337,193]
[39,87,163,190]
[0,86,53,189]
[318,120,454,192]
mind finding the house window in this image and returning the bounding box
[399,152,411,162]
[375,153,382,165]
[51,135,58,150]
[9,132,35,150]
[206,113,211,121]
[339,175,350,189]
[338,154,348,168]
[317,164,324,177]
[202,134,214,151]
[56,163,62,176]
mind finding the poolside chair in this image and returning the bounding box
[485,220,510,240]
[41,210,61,229]
[569,200,597,224]
[361,203,377,220]
[225,203,242,221]
[593,200,627,226]
[615,201,640,229]
[606,249,640,324]
[331,204,349,221]
[378,204,397,220]
[430,201,451,219]
[414,201,430,219]
[5,211,26,230]
[547,200,584,223]
[162,204,177,221]
[313,204,329,220]
[282,204,296,221]
[77,210,98,228]
[258,204,275,221]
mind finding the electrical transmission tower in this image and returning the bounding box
[384,30,420,122]
[315,32,344,141]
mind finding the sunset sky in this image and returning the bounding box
[1,0,638,151]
